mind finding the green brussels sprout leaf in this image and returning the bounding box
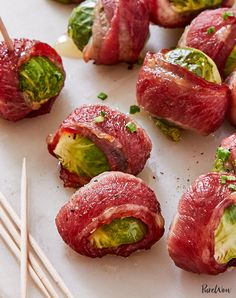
[154,118,181,142]
[89,217,147,249]
[19,56,64,108]
[53,133,109,178]
[214,204,236,264]
[225,45,236,77]
[165,47,221,83]
[68,0,97,51]
[170,0,222,14]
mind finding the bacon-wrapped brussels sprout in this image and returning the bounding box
[168,172,236,274]
[179,8,236,77]
[67,0,149,64]
[136,47,229,137]
[0,39,65,121]
[147,0,234,28]
[47,104,152,188]
[56,172,164,257]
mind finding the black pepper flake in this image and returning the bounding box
[128,64,133,70]
[160,172,164,175]
[153,176,156,179]
[200,152,204,155]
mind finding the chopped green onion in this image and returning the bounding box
[129,105,140,114]
[220,175,236,184]
[125,121,137,133]
[207,26,215,34]
[212,147,230,172]
[222,11,234,21]
[97,92,108,100]
[217,147,230,162]
[228,184,236,191]
[94,111,105,123]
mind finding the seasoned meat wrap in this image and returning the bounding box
[147,0,233,28]
[168,172,236,274]
[47,104,152,188]
[0,38,65,121]
[179,8,236,77]
[56,171,164,257]
[136,48,229,136]
[68,0,149,64]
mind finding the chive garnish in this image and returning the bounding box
[220,175,236,184]
[222,11,234,21]
[207,26,215,34]
[97,92,108,100]
[125,121,137,133]
[129,105,140,114]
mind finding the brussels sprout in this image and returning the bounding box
[212,147,231,172]
[89,217,147,249]
[19,56,64,108]
[225,46,236,77]
[154,118,181,142]
[214,204,236,264]
[170,0,222,14]
[53,133,109,178]
[68,0,97,51]
[165,47,222,84]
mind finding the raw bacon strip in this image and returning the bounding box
[136,51,229,135]
[56,171,164,258]
[0,39,65,121]
[147,0,234,28]
[83,0,149,64]
[47,104,152,188]
[168,172,236,275]
[179,8,236,76]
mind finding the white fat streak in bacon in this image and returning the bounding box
[215,24,232,43]
[82,204,164,236]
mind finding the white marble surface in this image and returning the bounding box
[0,1,236,297]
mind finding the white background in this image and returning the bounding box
[0,0,236,297]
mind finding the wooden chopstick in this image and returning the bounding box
[0,223,50,298]
[0,17,14,51]
[0,205,59,298]
[21,158,28,298]
[0,191,74,298]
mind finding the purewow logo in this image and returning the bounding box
[201,284,231,294]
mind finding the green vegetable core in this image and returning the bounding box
[89,217,147,249]
[165,47,221,83]
[19,56,64,107]
[214,204,236,264]
[53,133,109,178]
[68,0,96,51]
[170,0,222,14]
[225,45,236,77]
